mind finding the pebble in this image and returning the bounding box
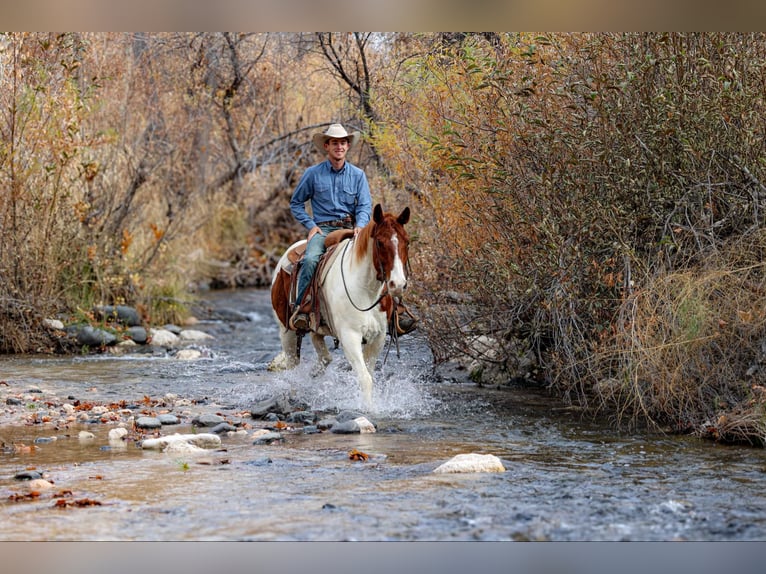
[252,430,283,445]
[192,413,224,427]
[140,433,221,451]
[135,416,162,429]
[78,431,95,440]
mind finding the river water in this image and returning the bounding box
[1,288,766,542]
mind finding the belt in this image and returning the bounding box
[318,216,354,229]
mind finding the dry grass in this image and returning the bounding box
[592,233,766,442]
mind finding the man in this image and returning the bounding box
[289,123,372,331]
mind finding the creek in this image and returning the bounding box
[1,288,766,541]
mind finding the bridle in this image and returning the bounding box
[339,236,390,312]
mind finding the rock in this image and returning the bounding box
[316,417,337,430]
[175,349,202,360]
[135,416,162,429]
[149,328,179,347]
[94,305,142,327]
[108,427,129,442]
[75,325,117,347]
[157,414,180,425]
[336,410,367,423]
[192,413,225,427]
[27,478,55,491]
[252,430,283,445]
[14,470,43,481]
[78,431,95,440]
[287,411,316,424]
[34,437,56,444]
[162,324,182,335]
[433,453,506,474]
[210,422,237,434]
[330,416,376,434]
[179,329,214,342]
[126,326,148,344]
[6,397,23,405]
[140,433,221,451]
[250,395,291,418]
[42,318,65,331]
[164,441,207,455]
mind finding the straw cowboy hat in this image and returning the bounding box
[312,123,361,153]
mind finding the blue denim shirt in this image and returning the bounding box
[290,160,372,230]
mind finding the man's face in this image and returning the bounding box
[325,137,349,161]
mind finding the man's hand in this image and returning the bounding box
[353,226,363,238]
[308,226,323,241]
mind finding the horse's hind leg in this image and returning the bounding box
[310,333,332,376]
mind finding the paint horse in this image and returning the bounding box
[270,204,411,410]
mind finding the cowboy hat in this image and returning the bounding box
[312,123,360,153]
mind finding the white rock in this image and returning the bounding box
[78,431,95,441]
[178,329,213,342]
[27,479,55,491]
[62,403,76,414]
[149,328,179,347]
[163,441,207,455]
[42,318,65,331]
[140,432,221,451]
[175,349,202,360]
[433,453,506,474]
[354,416,377,434]
[108,427,129,442]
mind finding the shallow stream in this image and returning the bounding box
[2,288,766,541]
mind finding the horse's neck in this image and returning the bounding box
[342,239,382,293]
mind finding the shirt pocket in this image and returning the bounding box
[339,186,358,209]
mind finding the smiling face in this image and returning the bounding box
[324,137,349,165]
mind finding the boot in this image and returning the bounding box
[289,295,311,332]
[391,302,418,335]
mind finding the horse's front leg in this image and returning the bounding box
[362,332,386,378]
[268,325,299,371]
[338,332,374,410]
[310,333,332,376]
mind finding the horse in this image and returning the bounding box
[269,204,411,410]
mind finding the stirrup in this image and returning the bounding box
[391,304,418,336]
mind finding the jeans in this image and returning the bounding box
[295,225,341,306]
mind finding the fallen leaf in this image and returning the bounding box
[348,449,369,462]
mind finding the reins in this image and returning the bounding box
[339,237,388,312]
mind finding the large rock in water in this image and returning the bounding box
[433,453,506,474]
[140,433,221,451]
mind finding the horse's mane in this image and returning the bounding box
[353,219,375,264]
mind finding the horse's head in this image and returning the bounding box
[369,203,411,297]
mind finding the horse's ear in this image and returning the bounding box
[397,207,410,225]
[373,203,384,224]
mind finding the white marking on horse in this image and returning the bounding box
[388,233,407,296]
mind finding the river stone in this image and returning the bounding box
[158,414,180,425]
[336,410,367,423]
[127,326,148,344]
[76,325,117,347]
[210,422,237,434]
[330,416,376,434]
[317,417,337,430]
[164,441,207,455]
[433,453,506,474]
[192,413,225,427]
[109,427,129,441]
[27,478,55,491]
[250,395,291,418]
[94,305,141,327]
[149,328,179,347]
[179,329,214,342]
[140,433,221,451]
[6,397,23,405]
[287,411,316,424]
[14,470,43,481]
[252,430,283,445]
[78,431,95,440]
[135,416,162,429]
[175,349,201,360]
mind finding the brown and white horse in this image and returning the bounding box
[269,204,411,410]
